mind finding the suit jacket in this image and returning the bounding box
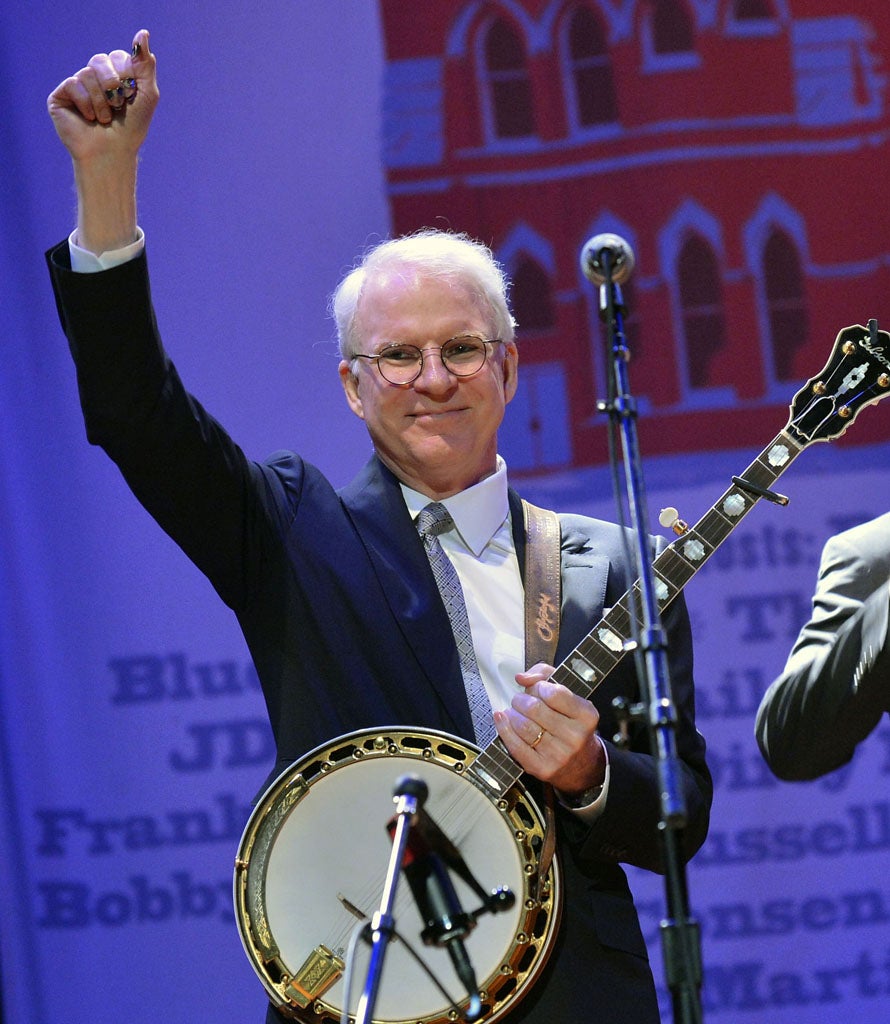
[47,243,711,1024]
[755,512,890,780]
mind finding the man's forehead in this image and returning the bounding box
[356,267,492,327]
[361,264,480,299]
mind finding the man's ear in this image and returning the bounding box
[502,342,519,403]
[339,360,365,420]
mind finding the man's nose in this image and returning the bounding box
[414,348,456,389]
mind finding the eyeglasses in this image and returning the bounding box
[352,335,503,386]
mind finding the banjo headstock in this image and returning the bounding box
[786,320,890,445]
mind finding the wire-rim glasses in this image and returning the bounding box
[352,335,503,386]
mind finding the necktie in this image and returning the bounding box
[417,502,496,747]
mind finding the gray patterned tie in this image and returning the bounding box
[417,502,496,747]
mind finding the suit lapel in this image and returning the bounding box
[338,457,473,737]
[555,517,612,665]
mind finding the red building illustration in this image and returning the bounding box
[378,0,890,473]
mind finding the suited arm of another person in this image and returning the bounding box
[755,525,890,781]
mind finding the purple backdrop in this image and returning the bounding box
[2,5,890,1024]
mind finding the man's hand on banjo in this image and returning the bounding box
[494,662,607,801]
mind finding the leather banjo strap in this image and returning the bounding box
[521,500,562,898]
[521,500,562,668]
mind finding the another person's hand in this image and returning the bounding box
[494,662,607,800]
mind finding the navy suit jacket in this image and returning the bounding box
[48,243,711,1024]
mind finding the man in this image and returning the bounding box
[46,30,711,1024]
[756,513,890,780]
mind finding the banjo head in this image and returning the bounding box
[234,727,562,1024]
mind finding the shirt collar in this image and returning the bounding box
[400,456,510,556]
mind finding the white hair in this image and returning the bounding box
[330,229,516,359]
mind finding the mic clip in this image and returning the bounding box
[408,808,516,928]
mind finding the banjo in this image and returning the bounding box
[234,324,890,1024]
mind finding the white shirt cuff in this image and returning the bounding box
[68,227,145,273]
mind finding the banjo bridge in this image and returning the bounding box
[283,945,344,1009]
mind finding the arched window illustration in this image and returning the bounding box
[565,5,618,127]
[763,228,808,381]
[732,0,775,20]
[484,17,535,138]
[511,255,555,332]
[678,233,726,388]
[651,0,695,55]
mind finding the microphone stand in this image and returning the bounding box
[595,249,704,1024]
[354,777,426,1024]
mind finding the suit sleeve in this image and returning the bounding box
[755,531,890,780]
[45,241,297,614]
[555,524,712,876]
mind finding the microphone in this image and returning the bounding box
[580,232,635,286]
[391,777,483,1021]
[393,773,428,810]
